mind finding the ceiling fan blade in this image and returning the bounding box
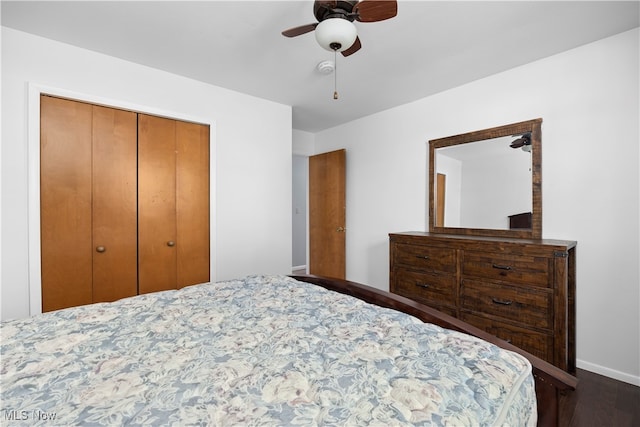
[354,0,397,22]
[282,23,318,38]
[341,36,361,57]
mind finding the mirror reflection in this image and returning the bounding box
[434,134,532,230]
[428,118,542,239]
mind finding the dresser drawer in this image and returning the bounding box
[393,267,456,308]
[460,279,552,330]
[460,312,553,363]
[393,244,456,273]
[462,251,550,287]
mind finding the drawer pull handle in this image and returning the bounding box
[415,255,430,260]
[492,298,513,306]
[414,282,430,289]
[492,264,512,271]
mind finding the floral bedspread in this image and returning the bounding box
[1,275,536,426]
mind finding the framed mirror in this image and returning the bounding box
[429,118,542,239]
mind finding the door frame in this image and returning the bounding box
[26,83,217,316]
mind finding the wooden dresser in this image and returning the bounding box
[389,232,576,373]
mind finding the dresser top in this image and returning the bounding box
[390,231,577,250]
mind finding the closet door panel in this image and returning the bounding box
[92,105,138,302]
[40,96,93,312]
[176,121,210,288]
[138,114,177,294]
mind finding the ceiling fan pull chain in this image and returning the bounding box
[333,49,338,100]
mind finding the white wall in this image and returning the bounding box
[458,150,532,229]
[1,27,293,320]
[315,29,640,385]
[293,128,315,156]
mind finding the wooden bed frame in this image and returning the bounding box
[292,274,577,427]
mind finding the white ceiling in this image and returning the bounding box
[2,1,638,132]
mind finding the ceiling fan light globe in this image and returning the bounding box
[315,18,357,52]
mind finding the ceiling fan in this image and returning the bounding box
[282,0,398,57]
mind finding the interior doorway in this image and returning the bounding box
[308,149,346,279]
[292,155,308,273]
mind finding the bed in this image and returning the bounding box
[1,274,575,426]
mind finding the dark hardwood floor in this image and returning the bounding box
[559,368,640,426]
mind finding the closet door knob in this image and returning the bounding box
[167,241,175,247]
[96,246,106,253]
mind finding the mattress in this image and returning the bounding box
[1,275,536,426]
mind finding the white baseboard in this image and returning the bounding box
[577,359,640,386]
[292,265,307,272]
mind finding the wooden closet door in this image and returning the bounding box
[176,121,210,287]
[138,114,178,294]
[92,105,138,302]
[41,96,93,312]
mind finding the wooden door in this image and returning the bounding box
[92,105,138,302]
[42,98,210,306]
[41,96,138,311]
[41,96,93,311]
[138,115,210,293]
[176,121,210,288]
[138,114,178,294]
[309,149,346,279]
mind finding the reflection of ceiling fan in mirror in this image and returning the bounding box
[510,133,532,152]
[282,0,398,56]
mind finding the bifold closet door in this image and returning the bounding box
[41,96,93,311]
[42,98,209,309]
[138,114,178,293]
[40,96,137,312]
[138,115,210,294]
[176,121,210,288]
[91,105,138,303]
